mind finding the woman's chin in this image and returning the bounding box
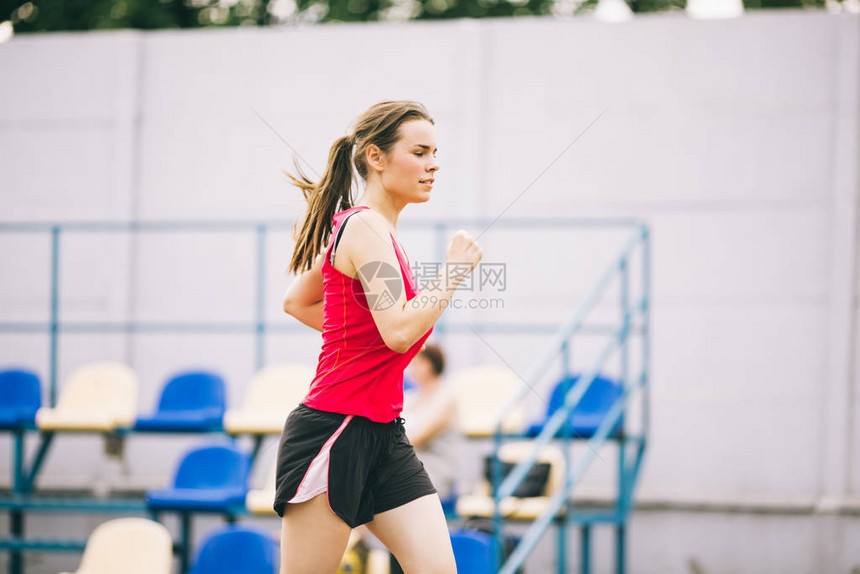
[408,192,432,204]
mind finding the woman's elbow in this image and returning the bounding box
[283,296,297,316]
[382,330,412,354]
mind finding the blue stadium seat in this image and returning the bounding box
[135,370,225,432]
[145,441,250,512]
[527,374,624,439]
[449,529,497,574]
[440,491,458,518]
[0,368,41,429]
[189,523,278,574]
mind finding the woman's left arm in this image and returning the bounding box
[283,252,325,332]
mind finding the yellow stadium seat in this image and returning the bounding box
[456,441,565,521]
[36,362,138,432]
[449,366,525,438]
[366,548,391,574]
[246,459,277,516]
[224,363,315,435]
[60,517,172,574]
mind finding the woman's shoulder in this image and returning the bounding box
[332,205,369,223]
[339,207,395,242]
[348,205,384,224]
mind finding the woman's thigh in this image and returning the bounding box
[279,492,352,574]
[365,493,456,574]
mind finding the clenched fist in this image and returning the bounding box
[446,230,483,281]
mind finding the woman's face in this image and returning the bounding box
[379,119,439,204]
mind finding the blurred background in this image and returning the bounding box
[1,1,859,573]
[0,0,858,30]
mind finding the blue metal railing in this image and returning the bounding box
[489,223,650,574]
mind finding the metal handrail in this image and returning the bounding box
[487,224,650,574]
[492,226,647,434]
[500,374,647,574]
[494,309,636,501]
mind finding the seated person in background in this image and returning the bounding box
[402,343,460,501]
[385,344,462,574]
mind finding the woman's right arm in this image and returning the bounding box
[340,211,482,353]
[282,252,326,332]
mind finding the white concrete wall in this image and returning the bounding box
[1,11,859,573]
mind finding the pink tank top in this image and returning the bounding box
[302,206,433,422]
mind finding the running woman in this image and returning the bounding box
[277,100,482,574]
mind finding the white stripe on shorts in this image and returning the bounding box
[288,415,354,504]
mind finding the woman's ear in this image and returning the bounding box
[366,145,385,172]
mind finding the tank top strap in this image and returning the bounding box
[327,206,370,266]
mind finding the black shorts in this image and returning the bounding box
[273,404,437,528]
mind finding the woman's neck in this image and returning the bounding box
[356,184,404,229]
